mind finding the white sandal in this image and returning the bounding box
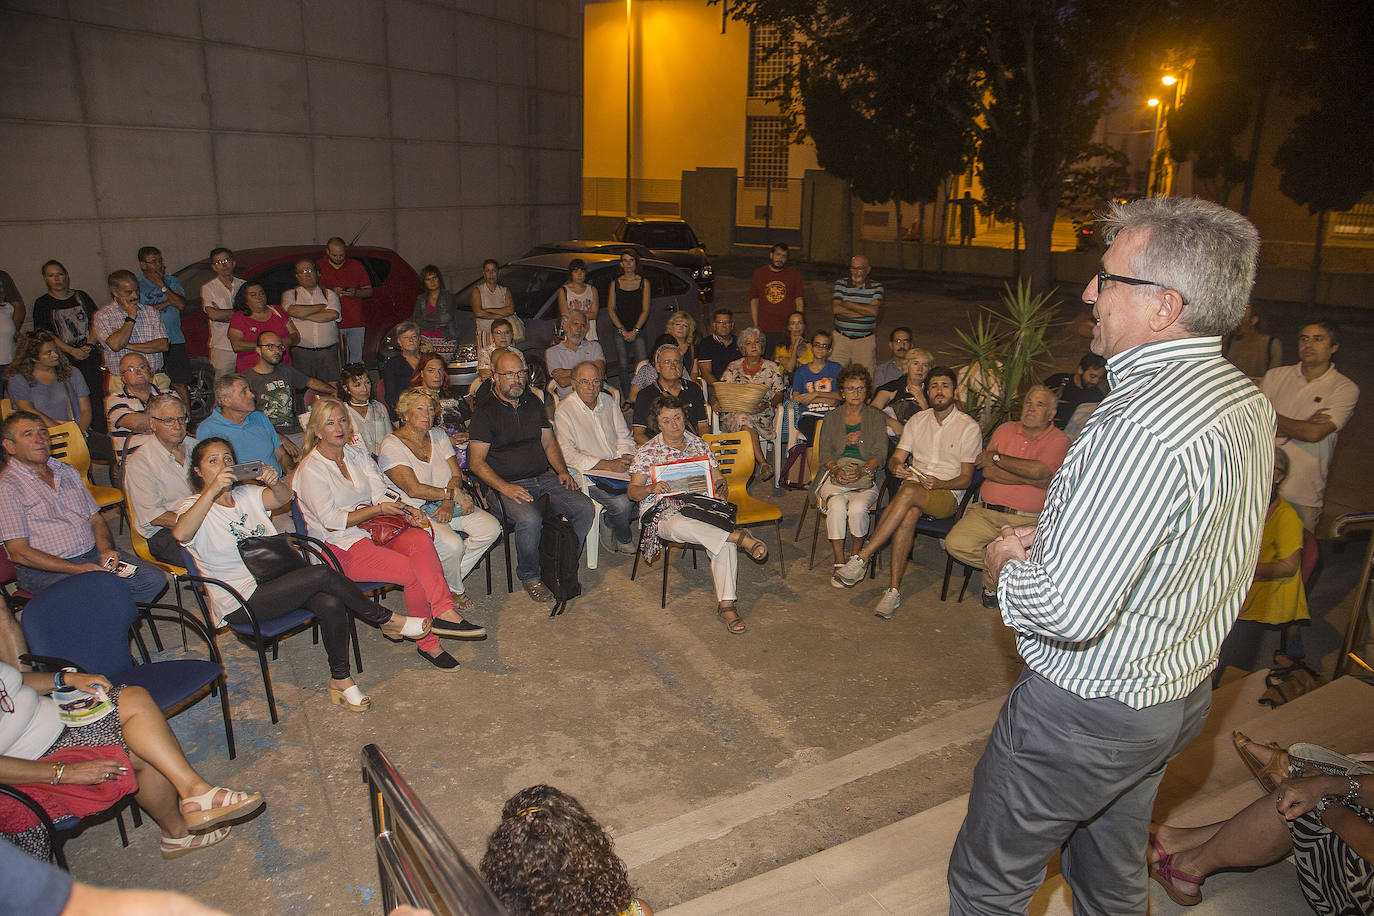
[161,826,230,859]
[330,683,372,713]
[180,786,264,830]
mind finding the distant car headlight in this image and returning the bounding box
[694,265,713,281]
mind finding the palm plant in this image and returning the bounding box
[949,280,1060,433]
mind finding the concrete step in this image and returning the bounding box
[661,672,1373,915]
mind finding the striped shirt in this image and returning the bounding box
[998,337,1275,709]
[832,279,883,338]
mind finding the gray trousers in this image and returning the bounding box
[948,668,1210,915]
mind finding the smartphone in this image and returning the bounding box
[229,460,266,481]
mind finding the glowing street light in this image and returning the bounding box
[1162,75,1178,86]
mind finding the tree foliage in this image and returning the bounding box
[1165,78,1253,206]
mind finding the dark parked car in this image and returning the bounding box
[451,252,700,378]
[522,239,655,261]
[610,218,714,300]
[174,246,421,420]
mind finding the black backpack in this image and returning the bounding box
[538,495,582,617]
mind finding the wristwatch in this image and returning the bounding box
[123,315,135,324]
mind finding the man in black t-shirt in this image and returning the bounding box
[632,343,710,446]
[1044,353,1108,431]
[467,348,595,602]
[245,331,335,446]
[695,308,742,385]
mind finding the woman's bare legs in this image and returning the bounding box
[1150,793,1294,899]
[117,686,211,837]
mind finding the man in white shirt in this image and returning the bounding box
[554,361,637,553]
[282,258,341,383]
[545,311,605,400]
[1260,320,1360,531]
[831,366,981,618]
[122,392,195,565]
[200,247,244,377]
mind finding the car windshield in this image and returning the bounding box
[490,265,567,318]
[173,263,217,310]
[624,224,698,250]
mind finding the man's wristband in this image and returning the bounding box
[53,670,65,690]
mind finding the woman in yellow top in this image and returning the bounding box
[1217,448,1309,674]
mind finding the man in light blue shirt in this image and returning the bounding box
[194,373,292,476]
[136,245,190,405]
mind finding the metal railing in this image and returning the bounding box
[1332,512,1374,679]
[362,744,507,915]
[583,177,682,218]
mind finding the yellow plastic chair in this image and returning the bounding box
[703,432,785,573]
[46,422,125,517]
[0,398,14,419]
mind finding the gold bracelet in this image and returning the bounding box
[50,763,64,785]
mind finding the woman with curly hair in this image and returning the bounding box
[480,785,654,916]
[5,331,92,432]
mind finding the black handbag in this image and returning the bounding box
[237,534,306,584]
[676,494,737,532]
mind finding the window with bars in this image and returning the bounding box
[745,117,789,189]
[748,24,791,99]
[1330,203,1374,239]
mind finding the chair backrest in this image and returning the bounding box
[20,573,138,677]
[1300,527,1319,586]
[128,520,187,576]
[806,417,824,485]
[0,398,14,419]
[289,499,308,536]
[0,543,18,585]
[46,421,94,485]
[704,432,752,483]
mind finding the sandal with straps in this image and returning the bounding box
[1148,835,1203,906]
[735,531,769,563]
[717,603,747,635]
[1232,731,1291,793]
[161,826,231,860]
[180,786,264,831]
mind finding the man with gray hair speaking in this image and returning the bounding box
[947,198,1276,914]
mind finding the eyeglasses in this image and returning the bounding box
[841,385,867,393]
[121,366,149,374]
[150,415,189,426]
[296,268,316,275]
[1095,267,1187,305]
[572,378,601,386]
[260,343,286,351]
[495,369,529,379]
[212,258,233,266]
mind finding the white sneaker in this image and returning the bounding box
[874,588,902,619]
[831,554,867,588]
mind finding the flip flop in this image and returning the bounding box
[1232,731,1290,793]
[1148,835,1203,906]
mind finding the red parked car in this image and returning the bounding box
[173,246,421,420]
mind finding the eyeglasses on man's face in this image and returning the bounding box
[495,369,529,380]
[1094,267,1188,306]
[150,415,189,426]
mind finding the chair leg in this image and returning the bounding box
[503,530,514,594]
[256,645,280,724]
[130,803,142,829]
[142,614,164,652]
[775,520,786,574]
[660,544,671,609]
[348,614,363,674]
[808,509,823,570]
[131,627,152,665]
[958,565,975,602]
[630,542,641,581]
[217,674,237,759]
[485,546,494,595]
[940,555,954,601]
[794,497,809,541]
[115,808,129,847]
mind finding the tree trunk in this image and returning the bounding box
[1239,76,1272,217]
[1012,219,1022,279]
[1306,210,1327,308]
[895,200,905,270]
[937,180,950,274]
[1018,195,1057,290]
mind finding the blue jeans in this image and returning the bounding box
[489,471,595,582]
[340,327,365,365]
[587,485,635,544]
[17,547,168,604]
[610,331,649,398]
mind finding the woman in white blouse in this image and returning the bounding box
[174,438,430,713]
[339,362,390,455]
[378,388,501,611]
[292,398,485,672]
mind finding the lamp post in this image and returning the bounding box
[1146,75,1179,197]
[624,0,633,217]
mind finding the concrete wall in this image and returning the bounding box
[0,0,582,304]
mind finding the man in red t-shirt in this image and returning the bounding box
[316,236,372,364]
[748,243,805,350]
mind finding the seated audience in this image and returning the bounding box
[831,367,981,620]
[467,349,595,604]
[227,281,296,374]
[632,344,710,448]
[122,393,195,566]
[338,363,390,456]
[473,318,516,392]
[175,437,430,712]
[811,365,886,567]
[1148,737,1373,911]
[281,258,341,383]
[245,331,335,447]
[380,321,423,418]
[695,308,741,386]
[412,352,470,447]
[0,656,263,861]
[378,388,501,615]
[31,260,103,427]
[292,399,480,670]
[481,784,656,916]
[195,374,293,475]
[553,361,638,554]
[1217,447,1310,674]
[92,270,166,379]
[944,386,1069,590]
[715,327,786,481]
[665,310,699,381]
[871,347,933,436]
[5,332,91,433]
[773,311,813,377]
[545,311,605,400]
[105,353,165,456]
[0,411,167,603]
[628,396,769,635]
[413,264,459,341]
[872,327,914,389]
[790,330,842,441]
[1045,353,1108,430]
[627,333,676,405]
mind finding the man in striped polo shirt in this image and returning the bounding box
[947,198,1275,914]
[830,255,883,368]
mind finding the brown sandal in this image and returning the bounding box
[717,603,746,635]
[1232,731,1290,793]
[735,531,769,562]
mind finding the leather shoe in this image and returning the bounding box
[430,617,487,639]
[418,648,460,669]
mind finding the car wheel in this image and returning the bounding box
[187,359,215,426]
